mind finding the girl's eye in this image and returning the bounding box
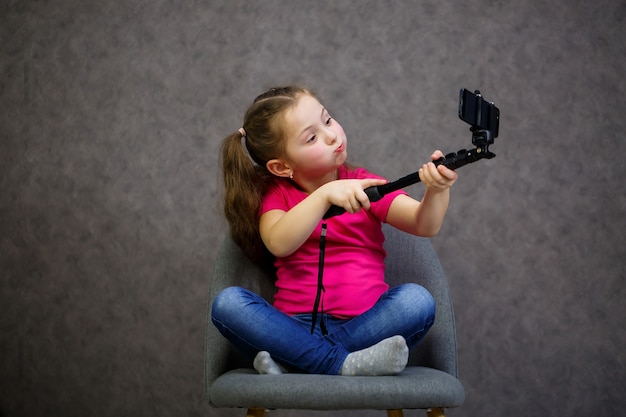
[325,117,333,125]
[307,135,316,143]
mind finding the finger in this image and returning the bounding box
[360,178,388,189]
[419,162,435,183]
[346,195,361,213]
[423,163,449,189]
[356,188,371,210]
[431,164,452,187]
[352,193,364,212]
[431,150,445,161]
[437,164,459,180]
[418,165,427,183]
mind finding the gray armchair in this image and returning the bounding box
[205,224,464,417]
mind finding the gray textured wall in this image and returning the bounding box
[1,1,624,416]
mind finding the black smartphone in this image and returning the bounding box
[458,89,499,138]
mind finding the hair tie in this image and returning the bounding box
[238,127,246,138]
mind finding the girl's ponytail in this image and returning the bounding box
[220,130,271,263]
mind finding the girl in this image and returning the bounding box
[212,86,458,376]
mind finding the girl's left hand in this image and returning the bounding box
[418,150,458,191]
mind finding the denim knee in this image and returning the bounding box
[211,286,248,324]
[398,283,436,324]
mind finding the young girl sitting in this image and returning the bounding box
[212,86,458,376]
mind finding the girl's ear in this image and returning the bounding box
[266,158,292,178]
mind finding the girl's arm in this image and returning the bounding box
[385,150,458,237]
[260,177,387,257]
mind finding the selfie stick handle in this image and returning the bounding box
[322,142,495,220]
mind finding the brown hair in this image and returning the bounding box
[220,86,313,263]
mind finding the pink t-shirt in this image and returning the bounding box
[260,165,407,319]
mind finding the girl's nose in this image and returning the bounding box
[325,128,337,144]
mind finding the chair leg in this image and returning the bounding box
[387,410,404,417]
[246,408,267,417]
[426,408,446,417]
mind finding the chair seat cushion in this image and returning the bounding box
[209,366,465,410]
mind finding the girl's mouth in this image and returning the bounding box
[335,143,345,153]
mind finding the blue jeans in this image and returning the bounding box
[211,283,435,375]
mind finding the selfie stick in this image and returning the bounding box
[322,88,500,220]
[322,136,495,219]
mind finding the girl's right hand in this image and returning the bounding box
[261,178,386,257]
[320,178,388,214]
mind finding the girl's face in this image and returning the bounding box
[281,94,348,185]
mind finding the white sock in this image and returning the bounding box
[253,351,286,375]
[340,335,409,376]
